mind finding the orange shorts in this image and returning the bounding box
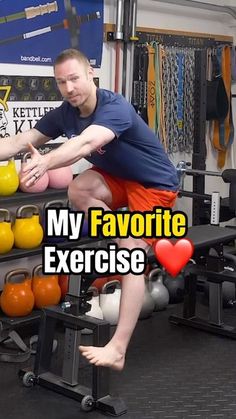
[91,167,178,246]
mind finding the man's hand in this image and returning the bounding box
[21,143,49,187]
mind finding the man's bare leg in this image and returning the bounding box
[68,171,149,370]
[79,239,148,370]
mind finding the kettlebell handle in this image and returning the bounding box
[101,279,121,294]
[5,268,31,283]
[0,208,11,222]
[44,200,65,210]
[16,204,40,218]
[147,267,163,281]
[32,264,43,277]
[21,152,32,163]
[87,286,99,297]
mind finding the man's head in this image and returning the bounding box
[0,102,8,137]
[54,49,95,108]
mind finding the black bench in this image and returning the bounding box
[168,224,236,338]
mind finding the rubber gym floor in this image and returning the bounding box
[1,300,236,419]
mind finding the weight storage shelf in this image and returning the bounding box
[0,187,68,205]
[0,181,102,335]
[0,172,81,205]
[0,236,105,263]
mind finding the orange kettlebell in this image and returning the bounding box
[12,204,44,249]
[1,269,35,317]
[32,264,61,308]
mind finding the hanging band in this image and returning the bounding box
[212,45,234,168]
[154,42,161,136]
[147,44,157,132]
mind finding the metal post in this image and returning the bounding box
[192,49,207,225]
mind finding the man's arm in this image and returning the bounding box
[0,128,50,161]
[44,124,115,169]
[21,124,115,186]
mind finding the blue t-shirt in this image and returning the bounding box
[35,88,179,190]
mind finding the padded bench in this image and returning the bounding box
[168,224,236,338]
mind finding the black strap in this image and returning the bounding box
[0,332,57,363]
[0,330,33,363]
[206,52,229,121]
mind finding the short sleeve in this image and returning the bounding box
[92,95,132,138]
[34,106,64,139]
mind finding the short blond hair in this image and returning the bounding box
[54,49,90,69]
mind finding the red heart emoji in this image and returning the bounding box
[154,239,194,277]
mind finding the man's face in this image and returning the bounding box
[0,105,7,137]
[54,58,94,108]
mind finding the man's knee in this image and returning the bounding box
[68,179,90,210]
[68,170,112,210]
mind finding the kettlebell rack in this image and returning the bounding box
[0,185,76,343]
[0,185,68,206]
[0,187,68,265]
[0,186,127,416]
[0,188,68,362]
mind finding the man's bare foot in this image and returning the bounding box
[79,343,125,371]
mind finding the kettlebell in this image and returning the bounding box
[48,166,73,189]
[0,208,14,254]
[100,280,121,326]
[32,264,61,308]
[19,152,49,193]
[0,159,19,196]
[82,286,104,335]
[58,274,69,301]
[203,279,236,308]
[164,272,185,303]
[91,276,108,291]
[139,278,155,320]
[1,269,35,317]
[148,267,169,311]
[12,204,44,249]
[43,200,66,243]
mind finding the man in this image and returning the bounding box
[2,48,179,371]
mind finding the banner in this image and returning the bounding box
[0,76,62,158]
[0,0,104,67]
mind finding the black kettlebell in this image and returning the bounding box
[203,280,236,308]
[163,272,185,303]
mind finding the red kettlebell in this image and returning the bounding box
[19,152,49,193]
[58,274,69,301]
[91,276,108,292]
[32,264,61,309]
[1,269,35,317]
[48,166,73,189]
